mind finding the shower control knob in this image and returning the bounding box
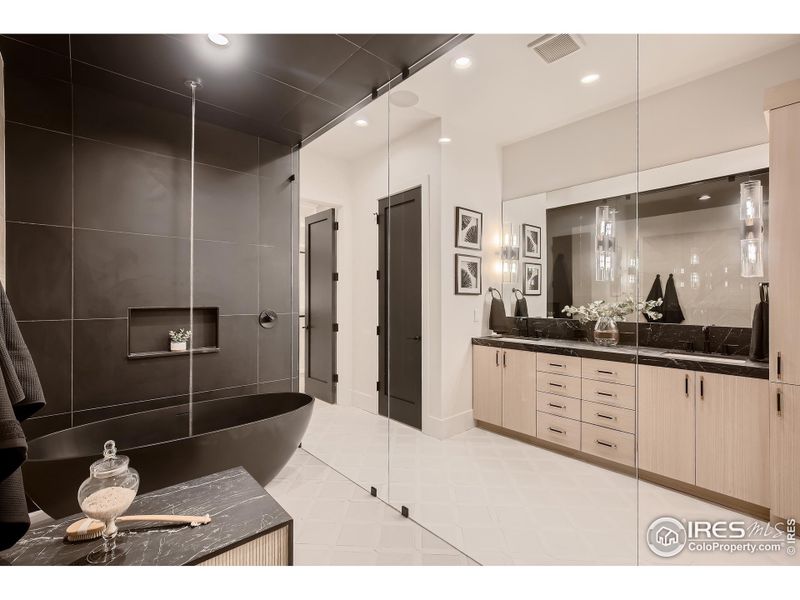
[259,310,278,329]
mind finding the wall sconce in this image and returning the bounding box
[739,180,764,278]
[595,206,615,282]
[501,222,519,283]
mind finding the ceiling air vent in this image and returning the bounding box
[527,34,582,64]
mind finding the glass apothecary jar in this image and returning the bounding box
[77,440,139,564]
[593,316,620,346]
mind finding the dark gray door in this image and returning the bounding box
[305,208,337,403]
[378,186,422,429]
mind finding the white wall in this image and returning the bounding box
[503,42,800,200]
[301,117,502,439]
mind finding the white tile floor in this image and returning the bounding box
[296,399,799,566]
[266,449,477,565]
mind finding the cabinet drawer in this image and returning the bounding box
[537,353,581,377]
[581,423,635,467]
[581,378,636,410]
[537,391,581,421]
[536,412,581,450]
[582,358,636,386]
[581,400,635,434]
[537,371,581,399]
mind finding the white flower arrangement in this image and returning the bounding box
[168,328,192,343]
[561,297,663,323]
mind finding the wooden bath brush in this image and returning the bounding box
[65,514,211,542]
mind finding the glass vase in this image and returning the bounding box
[593,317,619,346]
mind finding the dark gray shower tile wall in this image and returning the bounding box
[5,123,72,226]
[6,223,72,321]
[2,41,297,439]
[73,138,192,236]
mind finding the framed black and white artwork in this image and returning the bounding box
[522,224,541,259]
[455,254,482,295]
[455,207,483,251]
[523,262,542,296]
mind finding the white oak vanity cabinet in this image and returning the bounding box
[472,345,536,436]
[770,384,800,522]
[637,365,696,484]
[765,80,800,522]
[767,81,800,387]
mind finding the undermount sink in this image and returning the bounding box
[661,352,747,365]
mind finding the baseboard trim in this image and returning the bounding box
[476,421,769,521]
[426,409,474,439]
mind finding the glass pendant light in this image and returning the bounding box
[739,180,764,278]
[595,206,615,281]
[501,222,519,283]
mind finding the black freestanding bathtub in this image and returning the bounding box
[23,392,313,518]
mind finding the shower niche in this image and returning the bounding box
[127,306,220,359]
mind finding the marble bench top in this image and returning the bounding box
[0,467,291,566]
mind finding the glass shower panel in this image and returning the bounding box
[636,34,799,566]
[296,90,392,503]
[386,33,640,565]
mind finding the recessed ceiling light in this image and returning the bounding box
[354,118,369,128]
[207,33,230,47]
[698,194,711,201]
[453,56,472,70]
[438,137,452,144]
[580,73,600,84]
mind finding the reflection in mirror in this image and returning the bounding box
[542,169,769,326]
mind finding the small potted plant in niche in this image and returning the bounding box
[562,297,662,346]
[168,328,191,352]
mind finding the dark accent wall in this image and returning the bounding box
[1,36,298,441]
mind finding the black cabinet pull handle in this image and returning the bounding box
[700,377,704,400]
[495,350,499,366]
[549,363,565,368]
[777,352,783,379]
[548,402,566,409]
[549,382,564,388]
[777,390,783,415]
[596,412,617,421]
[597,369,616,376]
[597,391,615,398]
[596,439,617,449]
[503,351,507,368]
[548,426,566,435]
[685,374,689,396]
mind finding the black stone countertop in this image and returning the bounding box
[473,335,769,379]
[0,467,291,566]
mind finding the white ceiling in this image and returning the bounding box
[308,34,800,161]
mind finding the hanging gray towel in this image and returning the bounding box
[0,282,46,550]
[749,283,769,362]
[661,274,685,324]
[513,289,528,318]
[488,289,513,334]
[644,274,663,323]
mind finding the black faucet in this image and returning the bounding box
[702,325,714,354]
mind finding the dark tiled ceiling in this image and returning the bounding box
[0,33,459,146]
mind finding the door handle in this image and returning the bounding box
[503,351,507,368]
[777,352,783,379]
[406,336,422,341]
[700,376,704,400]
[777,390,783,416]
[685,374,689,396]
[496,350,500,367]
